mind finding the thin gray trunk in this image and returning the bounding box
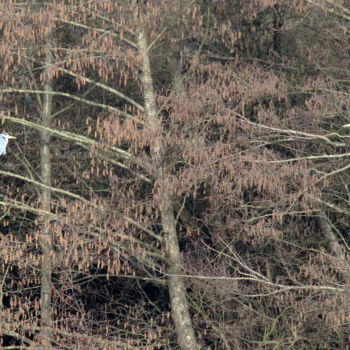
[317,209,350,281]
[168,40,183,96]
[137,29,198,350]
[40,42,53,347]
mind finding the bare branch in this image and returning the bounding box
[237,112,348,147]
[57,67,145,114]
[55,18,138,48]
[0,88,141,123]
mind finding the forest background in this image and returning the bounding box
[0,0,350,349]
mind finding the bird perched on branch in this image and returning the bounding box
[0,132,16,155]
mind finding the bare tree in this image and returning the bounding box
[0,0,350,349]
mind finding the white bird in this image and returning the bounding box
[0,132,16,155]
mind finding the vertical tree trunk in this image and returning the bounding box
[317,207,350,281]
[161,199,199,350]
[168,40,183,96]
[40,42,53,347]
[137,29,198,350]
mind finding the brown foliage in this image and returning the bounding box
[0,0,350,348]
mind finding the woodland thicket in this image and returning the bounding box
[0,0,350,349]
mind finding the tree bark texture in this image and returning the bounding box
[137,29,199,350]
[40,42,53,347]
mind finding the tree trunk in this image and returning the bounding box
[161,197,199,350]
[317,208,350,281]
[137,29,198,350]
[40,41,53,347]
